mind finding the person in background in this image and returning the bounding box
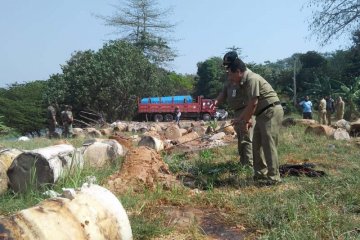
[318,97,327,124]
[216,51,283,184]
[61,105,74,138]
[47,102,58,138]
[336,96,345,120]
[325,96,335,125]
[174,106,181,126]
[299,96,313,119]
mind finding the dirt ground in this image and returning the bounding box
[104,144,255,239]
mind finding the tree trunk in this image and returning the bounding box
[0,148,23,194]
[138,136,164,152]
[82,139,124,168]
[7,144,79,193]
[305,124,335,137]
[0,184,132,240]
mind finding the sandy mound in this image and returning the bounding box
[106,146,180,193]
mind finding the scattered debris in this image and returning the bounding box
[279,163,326,177]
[17,136,30,141]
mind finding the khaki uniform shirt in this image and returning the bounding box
[47,106,56,121]
[242,69,279,116]
[319,98,327,112]
[220,79,247,112]
[336,101,344,113]
[220,68,279,116]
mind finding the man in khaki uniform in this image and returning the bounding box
[336,96,345,120]
[47,102,58,138]
[220,51,283,184]
[61,105,74,138]
[318,97,327,124]
[215,70,255,166]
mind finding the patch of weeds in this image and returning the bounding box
[185,158,247,189]
[164,153,192,173]
[0,189,46,216]
[130,214,171,240]
[56,156,124,191]
[199,149,214,160]
[208,120,218,130]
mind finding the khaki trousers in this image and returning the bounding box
[253,105,283,182]
[326,112,332,125]
[318,111,327,125]
[234,111,255,166]
[336,110,344,120]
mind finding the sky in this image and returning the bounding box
[0,0,351,88]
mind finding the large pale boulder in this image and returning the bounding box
[333,128,350,140]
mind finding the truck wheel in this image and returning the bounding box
[154,114,163,122]
[202,113,211,121]
[164,114,174,122]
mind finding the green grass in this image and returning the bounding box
[1,124,360,239]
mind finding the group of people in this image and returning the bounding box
[214,51,283,185]
[47,102,74,138]
[299,95,345,125]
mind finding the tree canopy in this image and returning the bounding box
[44,40,178,122]
[307,0,360,45]
[100,0,176,64]
[0,81,47,135]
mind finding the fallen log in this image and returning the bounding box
[138,136,164,152]
[305,124,335,137]
[82,139,124,168]
[350,120,360,137]
[164,124,182,140]
[7,144,79,193]
[0,184,132,240]
[0,148,22,194]
[282,117,317,127]
[177,131,200,144]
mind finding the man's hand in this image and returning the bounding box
[245,119,253,131]
[231,118,253,132]
[213,99,218,106]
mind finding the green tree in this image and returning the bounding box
[44,40,175,121]
[296,51,327,97]
[343,30,360,79]
[167,72,194,95]
[0,81,47,135]
[194,57,225,99]
[0,115,12,135]
[100,0,176,64]
[339,76,360,119]
[307,0,360,45]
